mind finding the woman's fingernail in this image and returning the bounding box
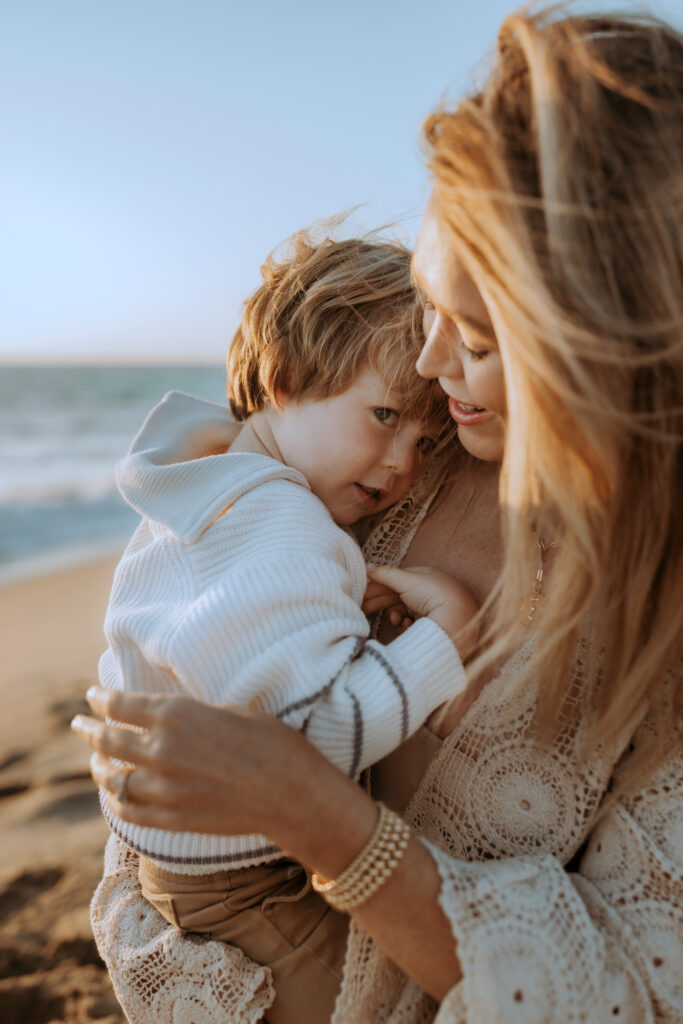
[71,715,85,730]
[366,563,377,572]
[86,685,99,701]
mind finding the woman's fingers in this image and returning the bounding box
[71,713,156,766]
[85,684,167,729]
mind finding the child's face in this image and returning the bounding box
[275,364,440,525]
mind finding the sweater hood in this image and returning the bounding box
[116,390,309,543]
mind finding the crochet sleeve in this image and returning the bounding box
[426,735,683,1023]
[90,835,275,1024]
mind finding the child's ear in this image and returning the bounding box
[273,386,290,409]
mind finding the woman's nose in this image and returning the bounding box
[417,314,462,380]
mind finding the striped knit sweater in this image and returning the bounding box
[99,391,466,871]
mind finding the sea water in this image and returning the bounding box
[0,365,229,581]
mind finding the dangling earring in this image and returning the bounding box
[517,530,558,627]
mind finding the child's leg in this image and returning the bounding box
[139,856,348,1024]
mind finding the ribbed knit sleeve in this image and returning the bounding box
[102,474,466,869]
[164,479,465,775]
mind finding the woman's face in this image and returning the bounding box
[413,196,506,463]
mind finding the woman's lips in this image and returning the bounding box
[447,396,495,426]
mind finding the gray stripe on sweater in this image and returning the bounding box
[275,636,366,719]
[102,797,281,866]
[362,645,409,743]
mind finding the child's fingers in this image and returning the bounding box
[366,563,419,599]
[389,608,413,628]
[363,579,397,601]
[362,593,406,615]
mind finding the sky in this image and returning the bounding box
[2,0,681,364]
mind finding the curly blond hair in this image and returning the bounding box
[227,227,455,447]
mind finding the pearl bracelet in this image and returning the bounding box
[311,802,411,911]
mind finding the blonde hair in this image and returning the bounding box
[425,7,683,784]
[227,227,454,444]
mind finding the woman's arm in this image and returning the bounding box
[73,686,462,1000]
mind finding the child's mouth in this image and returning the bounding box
[355,483,382,506]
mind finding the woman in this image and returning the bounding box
[73,7,683,1022]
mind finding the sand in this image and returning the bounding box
[0,555,126,1023]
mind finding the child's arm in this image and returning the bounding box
[164,481,473,781]
[364,563,479,660]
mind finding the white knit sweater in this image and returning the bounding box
[90,420,683,1022]
[99,391,466,871]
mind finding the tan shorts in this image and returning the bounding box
[138,855,348,1024]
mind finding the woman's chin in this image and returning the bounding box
[456,420,505,463]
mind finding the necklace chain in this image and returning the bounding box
[518,528,559,627]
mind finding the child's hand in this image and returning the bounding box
[362,578,414,630]
[366,563,479,658]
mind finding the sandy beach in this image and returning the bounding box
[0,555,126,1023]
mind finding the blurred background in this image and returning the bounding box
[2,4,681,1021]
[1,0,681,579]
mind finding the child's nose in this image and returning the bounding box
[383,436,418,476]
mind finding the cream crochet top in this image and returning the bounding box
[90,457,683,1023]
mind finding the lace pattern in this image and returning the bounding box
[331,657,683,1023]
[90,465,445,1023]
[91,456,683,1022]
[90,835,275,1023]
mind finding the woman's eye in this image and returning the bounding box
[374,408,399,425]
[459,337,489,362]
[416,436,436,454]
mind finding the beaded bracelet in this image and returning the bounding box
[311,802,411,911]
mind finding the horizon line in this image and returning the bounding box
[0,356,225,368]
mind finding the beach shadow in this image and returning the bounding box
[0,980,65,1024]
[0,868,64,921]
[0,752,29,773]
[29,786,100,824]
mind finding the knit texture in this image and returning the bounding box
[99,391,465,871]
[91,393,683,1022]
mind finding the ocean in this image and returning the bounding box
[0,365,229,583]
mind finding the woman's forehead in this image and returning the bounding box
[413,205,493,337]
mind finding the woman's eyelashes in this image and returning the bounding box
[458,332,489,362]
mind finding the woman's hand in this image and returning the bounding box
[72,685,462,999]
[72,686,376,873]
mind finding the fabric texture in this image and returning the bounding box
[138,855,348,1024]
[99,391,465,871]
[331,649,683,1024]
[90,394,683,1022]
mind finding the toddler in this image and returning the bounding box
[98,230,477,1024]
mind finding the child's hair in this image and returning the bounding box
[227,227,454,444]
[425,7,683,786]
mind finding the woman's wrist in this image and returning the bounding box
[268,737,379,879]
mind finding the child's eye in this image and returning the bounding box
[374,408,399,426]
[416,436,436,455]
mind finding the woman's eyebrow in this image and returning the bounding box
[410,264,495,341]
[457,312,496,341]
